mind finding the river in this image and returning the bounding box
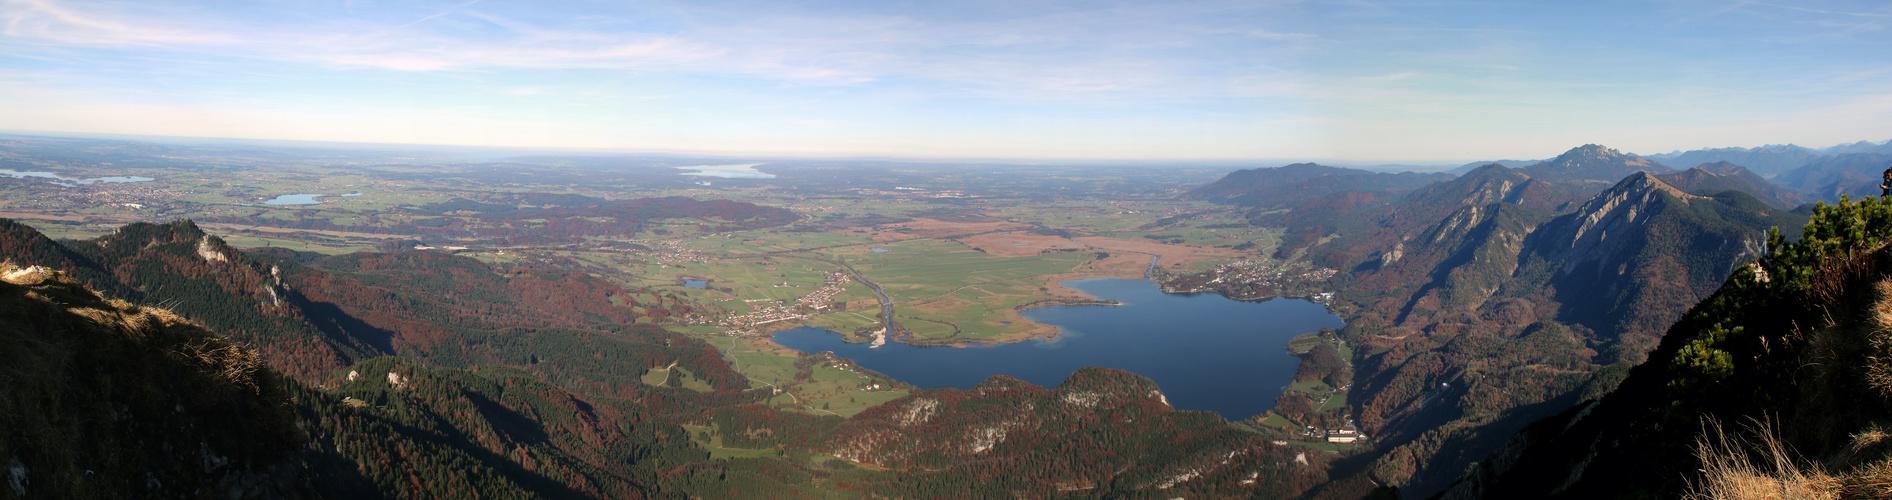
[772,277,1343,420]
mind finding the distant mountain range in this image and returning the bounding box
[1643,139,1892,178]
[1181,162,1452,207]
[1772,153,1892,202]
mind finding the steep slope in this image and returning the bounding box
[1304,169,1803,497]
[0,264,724,499]
[1521,171,1802,362]
[1775,153,1892,202]
[0,219,357,381]
[293,356,704,499]
[1519,144,1672,193]
[0,219,745,406]
[0,264,312,499]
[1303,163,1568,287]
[1439,197,1892,499]
[1656,161,1808,209]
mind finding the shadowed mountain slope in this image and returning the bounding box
[1439,197,1892,499]
[1298,167,1803,497]
[698,368,1333,498]
[0,264,313,499]
[0,219,746,407]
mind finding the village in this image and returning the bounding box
[712,270,854,334]
[1160,259,1339,297]
[637,239,712,265]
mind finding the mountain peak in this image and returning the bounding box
[1604,170,1690,202]
[1561,143,1624,158]
[1520,144,1671,187]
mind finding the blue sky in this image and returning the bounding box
[3,0,1890,162]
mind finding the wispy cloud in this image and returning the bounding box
[2,0,1317,96]
[1,0,233,45]
[2,0,1888,160]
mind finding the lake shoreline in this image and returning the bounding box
[769,277,1345,420]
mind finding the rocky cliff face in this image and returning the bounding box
[1440,197,1892,499]
[1524,172,1786,362]
[1307,164,1804,497]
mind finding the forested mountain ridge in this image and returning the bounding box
[1522,171,1801,362]
[1268,158,1806,497]
[0,262,721,499]
[699,369,1333,498]
[1184,163,1455,261]
[0,263,313,499]
[1183,162,1452,209]
[1439,196,1892,499]
[1655,161,1807,209]
[0,218,354,380]
[0,219,733,393]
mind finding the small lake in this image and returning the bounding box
[677,164,776,179]
[0,169,154,185]
[265,192,363,205]
[772,278,1343,420]
[684,279,708,288]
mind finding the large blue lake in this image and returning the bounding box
[772,278,1343,420]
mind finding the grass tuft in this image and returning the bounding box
[1687,417,1837,500]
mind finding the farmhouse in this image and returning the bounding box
[1326,425,1361,444]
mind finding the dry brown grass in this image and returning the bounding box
[855,219,1026,241]
[953,231,1088,257]
[1688,418,1838,500]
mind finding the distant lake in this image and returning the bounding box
[772,278,1343,420]
[685,279,708,288]
[0,169,153,185]
[677,164,776,179]
[265,192,363,205]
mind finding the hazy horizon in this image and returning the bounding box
[4,1,1890,161]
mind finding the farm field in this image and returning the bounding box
[0,140,1282,355]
